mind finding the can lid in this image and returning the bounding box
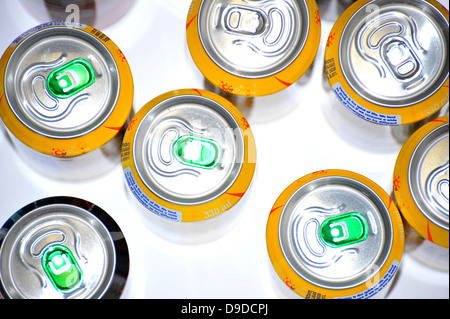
[133,95,244,206]
[0,197,129,299]
[394,116,449,247]
[122,89,257,222]
[187,0,321,96]
[267,170,404,298]
[326,0,449,125]
[0,23,133,157]
[198,0,310,79]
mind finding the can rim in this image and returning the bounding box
[394,115,449,248]
[121,89,257,222]
[0,22,133,158]
[186,0,321,97]
[325,0,449,125]
[266,169,404,298]
[0,196,129,299]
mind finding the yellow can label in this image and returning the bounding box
[0,22,133,158]
[394,115,449,248]
[121,89,256,222]
[186,0,321,97]
[266,169,404,298]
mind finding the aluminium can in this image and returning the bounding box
[121,89,256,226]
[0,21,134,180]
[393,115,449,270]
[266,170,405,299]
[186,0,321,97]
[0,196,129,299]
[324,0,449,127]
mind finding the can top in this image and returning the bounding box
[339,0,448,107]
[394,116,449,247]
[267,170,404,298]
[198,0,310,79]
[278,175,393,289]
[325,0,449,125]
[133,94,245,206]
[122,89,257,222]
[187,0,321,96]
[4,26,119,138]
[0,197,129,299]
[0,22,133,157]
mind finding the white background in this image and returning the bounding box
[0,0,448,299]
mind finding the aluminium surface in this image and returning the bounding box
[133,95,244,205]
[278,176,393,290]
[197,0,310,78]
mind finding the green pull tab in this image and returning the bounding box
[42,245,84,293]
[319,212,369,248]
[173,135,221,169]
[47,58,95,99]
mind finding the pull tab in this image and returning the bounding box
[47,58,95,99]
[383,40,421,80]
[173,135,221,169]
[42,245,84,293]
[319,212,369,248]
[224,6,265,35]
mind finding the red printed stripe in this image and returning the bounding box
[427,221,434,242]
[186,14,198,30]
[274,77,292,87]
[103,126,123,131]
[431,119,448,123]
[226,192,245,198]
[269,205,284,215]
[192,89,202,96]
